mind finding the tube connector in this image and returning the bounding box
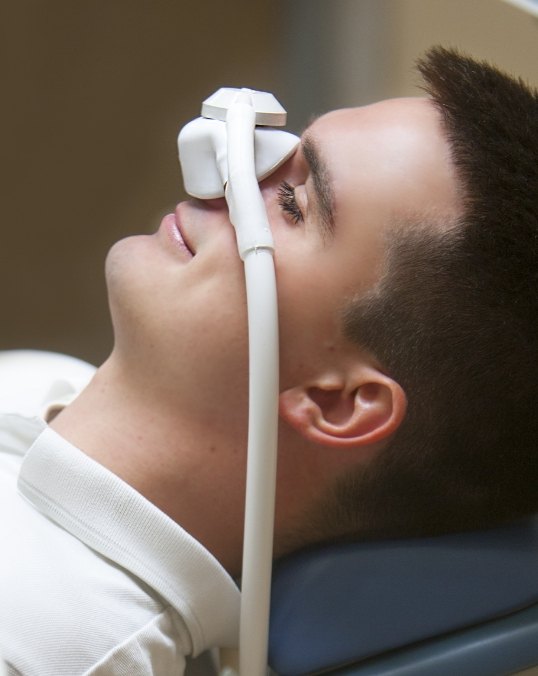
[202,87,288,126]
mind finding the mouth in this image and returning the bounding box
[162,211,195,258]
[175,215,195,256]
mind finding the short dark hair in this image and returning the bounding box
[333,47,538,539]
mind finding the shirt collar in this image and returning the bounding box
[18,426,240,654]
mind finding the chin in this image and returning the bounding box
[105,236,146,290]
[104,237,154,355]
[105,234,162,311]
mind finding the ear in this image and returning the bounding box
[279,367,406,448]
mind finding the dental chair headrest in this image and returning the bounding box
[269,517,538,675]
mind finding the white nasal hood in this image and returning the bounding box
[178,88,300,199]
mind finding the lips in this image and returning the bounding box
[159,212,195,260]
[174,205,198,257]
[176,216,195,256]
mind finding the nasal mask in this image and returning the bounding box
[179,88,299,256]
[178,89,299,676]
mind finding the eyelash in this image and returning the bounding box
[277,181,304,224]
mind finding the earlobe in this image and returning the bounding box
[279,371,406,449]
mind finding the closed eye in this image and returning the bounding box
[277,181,304,224]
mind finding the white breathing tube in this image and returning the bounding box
[178,89,299,675]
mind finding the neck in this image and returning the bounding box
[50,355,246,576]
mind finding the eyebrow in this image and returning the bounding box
[301,133,335,241]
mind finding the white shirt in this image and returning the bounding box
[0,407,240,674]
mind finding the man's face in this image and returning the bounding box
[105,97,459,549]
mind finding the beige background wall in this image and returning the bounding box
[2,2,281,364]
[3,1,538,365]
[326,0,538,105]
[388,0,538,94]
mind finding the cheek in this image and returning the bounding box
[275,252,346,387]
[106,236,250,403]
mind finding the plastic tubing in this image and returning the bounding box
[225,92,279,676]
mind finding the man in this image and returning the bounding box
[1,46,537,674]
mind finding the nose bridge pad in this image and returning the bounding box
[252,127,300,185]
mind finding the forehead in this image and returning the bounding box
[305,97,460,228]
[307,97,443,153]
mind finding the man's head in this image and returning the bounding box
[329,47,538,542]
[102,47,537,568]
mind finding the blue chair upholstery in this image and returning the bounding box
[269,517,538,675]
